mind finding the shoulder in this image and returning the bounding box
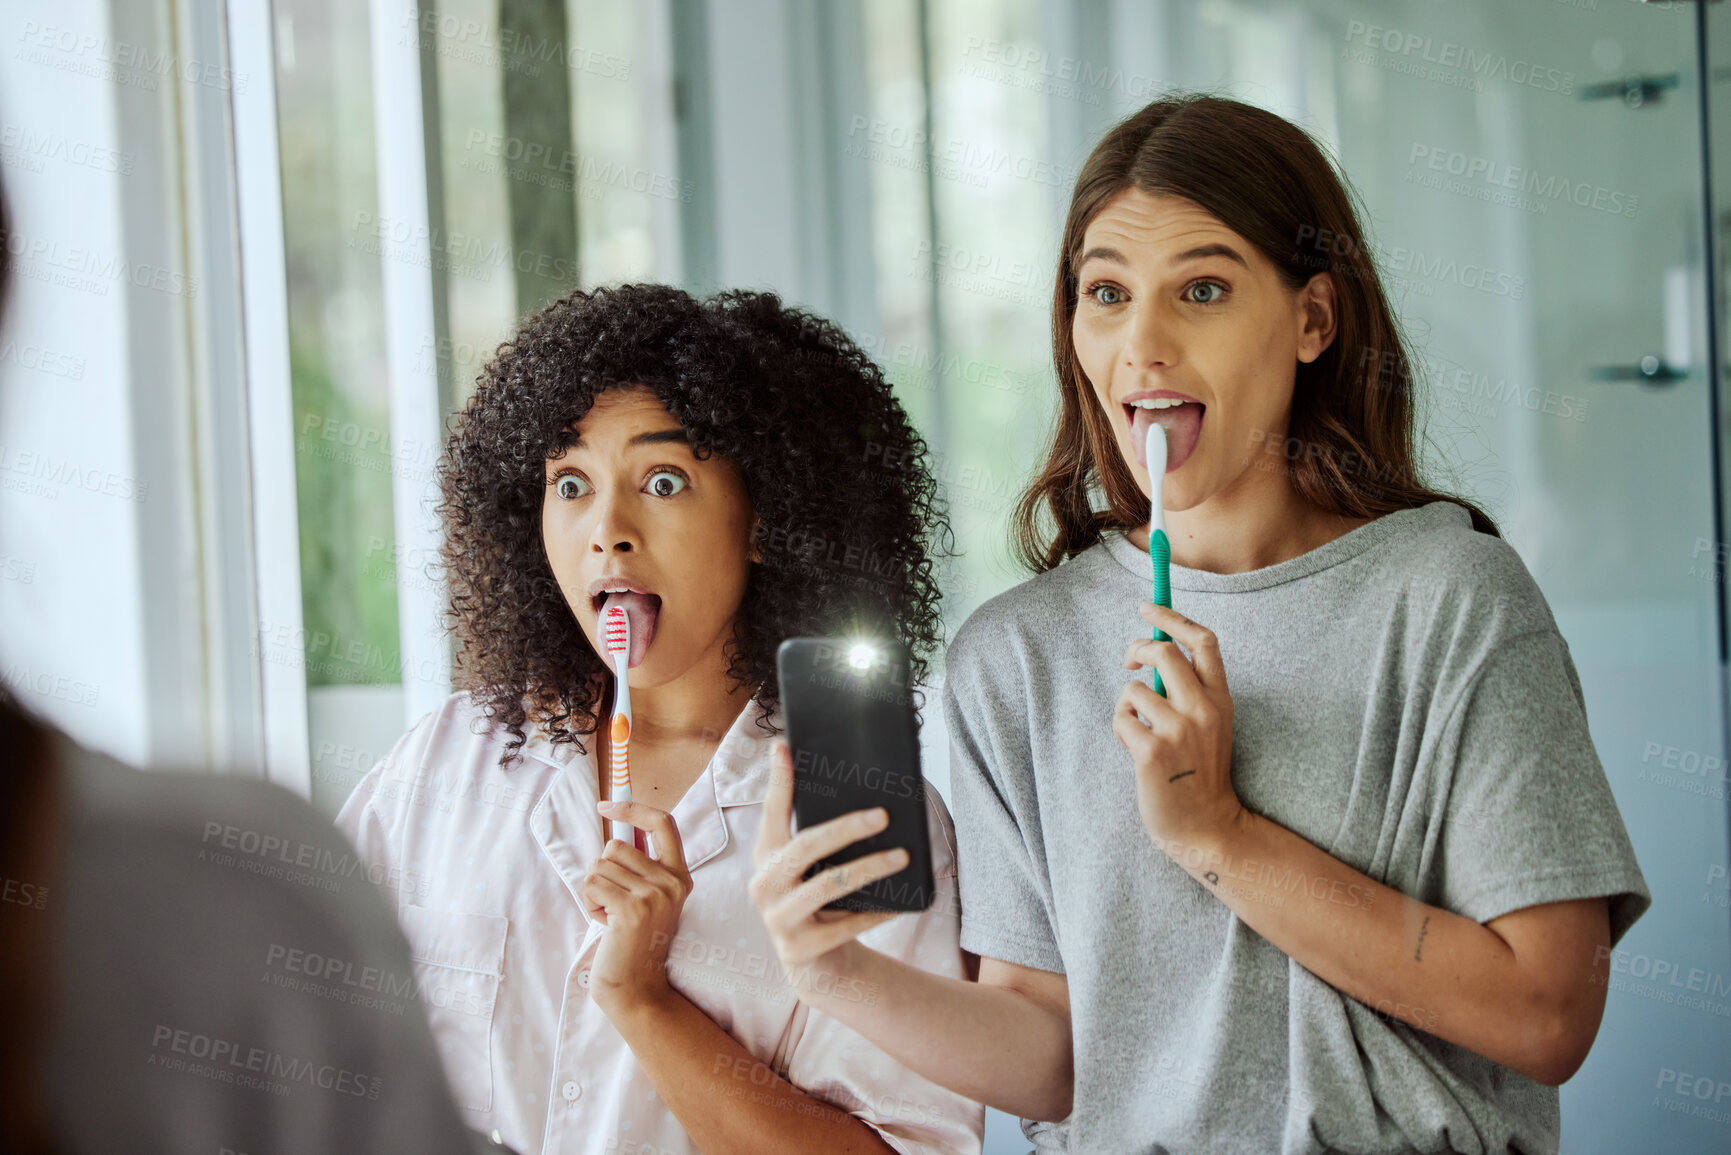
[390,689,545,764]
[57,736,409,947]
[1371,502,1559,640]
[62,733,347,870]
[945,540,1120,687]
[48,737,480,1154]
[337,690,574,831]
[376,689,576,781]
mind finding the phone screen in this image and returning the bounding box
[775,638,934,913]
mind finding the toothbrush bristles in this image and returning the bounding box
[1145,424,1168,532]
[603,605,629,657]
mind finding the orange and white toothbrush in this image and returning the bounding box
[601,603,636,845]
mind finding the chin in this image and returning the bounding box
[619,646,678,688]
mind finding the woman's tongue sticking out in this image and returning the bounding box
[602,591,660,670]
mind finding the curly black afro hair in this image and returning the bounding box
[437,283,954,763]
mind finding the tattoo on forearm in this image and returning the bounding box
[1168,770,1196,783]
[1203,871,1219,886]
[1414,915,1430,962]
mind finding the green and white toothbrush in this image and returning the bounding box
[1145,423,1171,697]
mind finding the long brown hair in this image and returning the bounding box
[1013,94,1497,572]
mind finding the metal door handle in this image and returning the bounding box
[1587,355,1687,384]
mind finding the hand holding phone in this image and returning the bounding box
[774,638,934,913]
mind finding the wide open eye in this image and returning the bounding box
[1184,280,1227,305]
[645,470,687,498]
[555,474,590,500]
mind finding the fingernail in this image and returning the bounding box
[869,807,889,827]
[890,848,909,865]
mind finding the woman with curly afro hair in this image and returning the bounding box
[336,283,984,1155]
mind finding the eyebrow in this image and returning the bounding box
[564,426,690,449]
[1073,242,1249,274]
[628,428,689,446]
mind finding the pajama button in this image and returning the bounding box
[562,1080,582,1102]
[577,968,591,989]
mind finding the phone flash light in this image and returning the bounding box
[847,643,875,670]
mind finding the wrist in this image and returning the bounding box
[1209,801,1256,858]
[594,973,678,1023]
[1152,802,1253,877]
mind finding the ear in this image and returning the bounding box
[1295,272,1338,365]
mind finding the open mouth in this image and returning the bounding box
[589,583,662,669]
[1124,395,1205,473]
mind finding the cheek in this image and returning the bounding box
[539,506,560,568]
[1236,337,1295,418]
[666,502,754,604]
[540,506,587,595]
[1201,364,1288,464]
[1245,305,1302,395]
[1071,321,1116,402]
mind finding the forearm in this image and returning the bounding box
[1167,810,1568,1080]
[605,986,895,1154]
[792,941,1073,1121]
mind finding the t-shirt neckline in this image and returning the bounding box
[1102,500,1472,594]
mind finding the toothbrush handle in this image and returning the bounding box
[609,710,635,843]
[609,803,637,841]
[609,787,648,853]
[1149,528,1172,698]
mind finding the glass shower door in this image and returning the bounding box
[1142,3,1731,1149]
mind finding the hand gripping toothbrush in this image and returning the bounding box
[1145,424,1171,698]
[601,603,637,845]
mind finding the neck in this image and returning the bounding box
[1126,442,1366,573]
[608,639,756,750]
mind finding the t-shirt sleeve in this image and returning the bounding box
[1433,629,1650,944]
[941,639,1065,974]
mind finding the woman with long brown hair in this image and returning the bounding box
[750,94,1649,1152]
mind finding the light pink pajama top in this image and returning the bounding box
[336,691,984,1155]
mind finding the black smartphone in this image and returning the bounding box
[774,638,934,913]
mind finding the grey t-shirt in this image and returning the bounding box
[943,501,1649,1155]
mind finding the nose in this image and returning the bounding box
[1122,297,1177,370]
[587,491,640,555]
